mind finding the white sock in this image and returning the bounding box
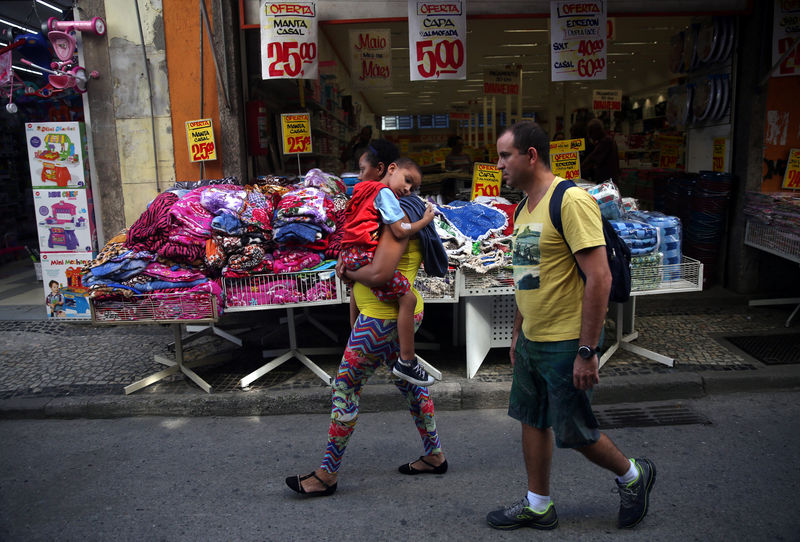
[616,459,639,484]
[526,491,551,513]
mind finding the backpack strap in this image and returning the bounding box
[513,195,528,221]
[548,179,578,247]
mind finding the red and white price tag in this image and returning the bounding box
[260,1,318,80]
[414,38,465,78]
[408,1,467,81]
[550,1,607,82]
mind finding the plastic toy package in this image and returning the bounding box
[586,181,623,220]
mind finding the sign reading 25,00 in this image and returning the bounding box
[260,1,318,80]
[408,1,467,81]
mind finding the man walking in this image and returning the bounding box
[487,121,655,531]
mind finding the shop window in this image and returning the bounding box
[381,115,414,131]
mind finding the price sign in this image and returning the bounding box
[550,138,585,153]
[659,144,680,169]
[185,118,217,162]
[592,89,622,112]
[408,0,467,81]
[483,69,520,95]
[260,1,318,80]
[550,139,584,180]
[783,148,800,189]
[712,138,726,172]
[550,151,581,180]
[471,163,502,200]
[550,0,607,82]
[773,1,800,77]
[280,113,312,154]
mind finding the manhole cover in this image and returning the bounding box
[723,333,800,365]
[594,403,710,429]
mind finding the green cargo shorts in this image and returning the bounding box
[508,333,601,448]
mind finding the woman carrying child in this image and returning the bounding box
[285,157,448,497]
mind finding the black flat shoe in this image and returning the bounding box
[398,455,448,475]
[285,471,337,497]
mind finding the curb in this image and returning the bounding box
[2,366,799,419]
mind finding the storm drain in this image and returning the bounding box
[594,403,711,429]
[723,334,800,365]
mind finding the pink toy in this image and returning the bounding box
[47,17,106,36]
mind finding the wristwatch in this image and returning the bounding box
[577,345,598,359]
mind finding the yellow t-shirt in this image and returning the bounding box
[353,239,424,319]
[513,178,605,341]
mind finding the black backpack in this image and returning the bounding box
[514,180,631,303]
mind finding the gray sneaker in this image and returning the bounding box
[617,457,656,528]
[486,497,558,530]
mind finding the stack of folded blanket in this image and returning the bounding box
[608,220,660,255]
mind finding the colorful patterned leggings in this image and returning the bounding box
[320,311,442,473]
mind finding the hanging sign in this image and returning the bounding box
[185,118,217,162]
[550,0,607,82]
[471,163,502,200]
[350,29,392,89]
[260,1,318,80]
[712,138,726,172]
[592,89,622,111]
[783,148,800,189]
[550,139,584,180]
[408,0,467,81]
[772,0,800,77]
[483,69,520,95]
[280,112,312,154]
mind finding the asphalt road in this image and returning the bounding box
[1,391,798,541]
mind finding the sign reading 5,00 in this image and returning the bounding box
[415,38,464,78]
[408,1,467,81]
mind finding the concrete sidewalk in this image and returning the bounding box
[1,287,799,419]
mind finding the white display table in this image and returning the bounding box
[744,220,800,327]
[460,257,704,378]
[91,292,223,394]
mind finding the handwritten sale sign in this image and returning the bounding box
[592,89,621,111]
[550,0,607,82]
[260,1,318,80]
[483,69,520,95]
[783,148,800,189]
[408,0,467,81]
[550,138,584,180]
[471,163,502,200]
[185,118,217,162]
[712,138,726,172]
[350,29,392,89]
[280,113,312,154]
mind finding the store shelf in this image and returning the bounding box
[744,221,800,264]
[414,267,459,303]
[223,269,341,312]
[458,267,514,296]
[341,266,459,303]
[90,292,220,324]
[631,256,704,296]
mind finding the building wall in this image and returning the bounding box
[163,0,224,184]
[103,0,176,225]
